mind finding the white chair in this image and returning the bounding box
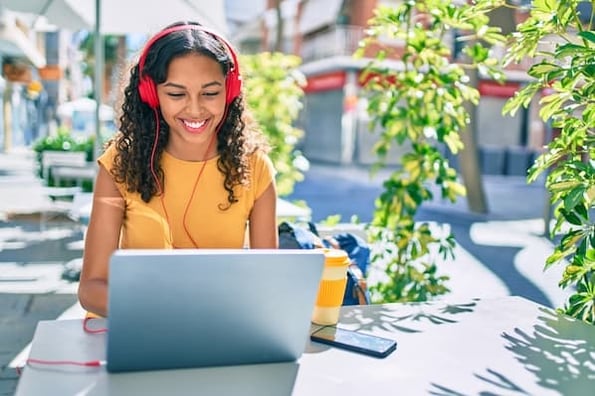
[276,198,312,222]
[39,186,83,232]
[67,191,94,226]
[41,151,87,184]
[38,151,95,231]
[64,191,94,251]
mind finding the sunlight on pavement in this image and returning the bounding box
[0,263,77,294]
[367,222,510,303]
[470,219,572,309]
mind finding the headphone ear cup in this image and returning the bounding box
[138,75,159,109]
[225,70,242,104]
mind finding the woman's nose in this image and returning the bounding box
[186,96,203,115]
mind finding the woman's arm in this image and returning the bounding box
[78,165,125,317]
[249,182,278,248]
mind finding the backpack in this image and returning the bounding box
[278,221,371,305]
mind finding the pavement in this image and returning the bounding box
[0,147,570,395]
[287,161,570,310]
[0,148,85,395]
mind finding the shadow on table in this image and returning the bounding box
[500,307,594,395]
[338,299,479,334]
[429,371,530,396]
[428,306,595,396]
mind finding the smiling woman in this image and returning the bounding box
[156,54,227,156]
[77,21,278,318]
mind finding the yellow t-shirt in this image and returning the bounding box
[98,144,275,249]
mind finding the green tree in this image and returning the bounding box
[241,52,308,196]
[273,0,284,52]
[79,33,126,99]
[356,0,506,302]
[503,0,594,324]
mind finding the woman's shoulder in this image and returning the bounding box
[248,148,276,181]
[97,141,118,168]
[248,147,273,167]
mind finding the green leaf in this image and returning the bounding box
[556,43,588,58]
[561,230,583,251]
[528,62,561,78]
[574,202,588,221]
[534,0,558,12]
[578,31,595,43]
[503,82,541,116]
[560,208,583,226]
[583,64,595,79]
[564,186,586,210]
[545,250,566,268]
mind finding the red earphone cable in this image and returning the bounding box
[180,131,217,248]
[83,316,108,334]
[149,108,162,194]
[26,358,105,368]
[149,109,177,245]
[18,318,107,374]
[151,105,229,248]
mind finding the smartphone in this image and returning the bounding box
[310,326,397,358]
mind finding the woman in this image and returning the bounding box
[78,21,278,317]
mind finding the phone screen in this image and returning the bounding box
[310,326,397,358]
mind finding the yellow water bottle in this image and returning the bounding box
[311,248,350,325]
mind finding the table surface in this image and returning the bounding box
[15,296,595,395]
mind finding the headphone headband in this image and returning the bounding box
[137,24,242,108]
[138,24,240,80]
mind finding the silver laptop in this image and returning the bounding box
[106,249,324,373]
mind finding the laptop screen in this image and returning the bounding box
[106,249,324,372]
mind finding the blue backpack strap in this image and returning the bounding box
[332,233,370,274]
[291,226,319,249]
[278,221,322,249]
[332,232,371,305]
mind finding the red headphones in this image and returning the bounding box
[137,24,242,109]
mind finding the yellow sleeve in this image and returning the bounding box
[97,143,127,197]
[252,151,276,199]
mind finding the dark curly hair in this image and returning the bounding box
[108,21,269,207]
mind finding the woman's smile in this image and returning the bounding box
[180,117,209,134]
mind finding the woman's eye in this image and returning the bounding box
[203,92,220,97]
[166,93,185,98]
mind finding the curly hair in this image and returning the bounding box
[108,21,269,207]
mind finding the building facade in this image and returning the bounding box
[233,0,542,175]
[0,6,82,153]
[0,8,46,152]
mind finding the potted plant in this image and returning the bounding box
[32,127,95,190]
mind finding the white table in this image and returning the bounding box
[276,198,311,221]
[15,296,594,395]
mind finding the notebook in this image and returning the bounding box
[106,248,324,373]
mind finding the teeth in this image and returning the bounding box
[183,119,206,129]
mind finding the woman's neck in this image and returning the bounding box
[165,138,218,162]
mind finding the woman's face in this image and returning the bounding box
[156,53,226,159]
